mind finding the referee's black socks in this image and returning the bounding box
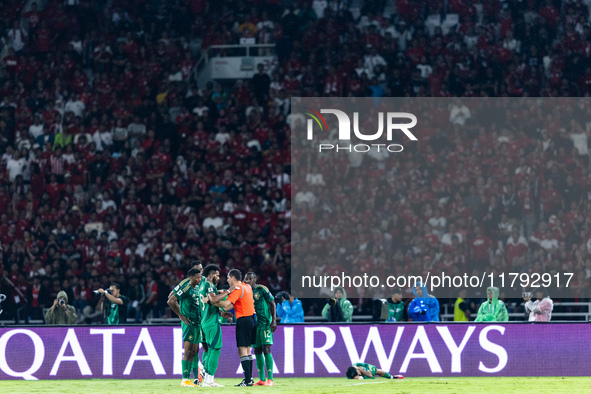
[241,355,252,381]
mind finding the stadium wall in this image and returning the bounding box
[0,324,588,379]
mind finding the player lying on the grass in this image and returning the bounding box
[346,363,404,380]
[167,268,202,388]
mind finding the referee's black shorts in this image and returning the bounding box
[236,315,256,347]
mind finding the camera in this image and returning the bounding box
[328,298,337,306]
[59,299,65,306]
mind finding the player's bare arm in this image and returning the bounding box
[269,299,277,332]
[167,293,191,325]
[208,289,229,305]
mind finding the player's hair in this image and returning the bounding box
[191,259,203,268]
[228,269,242,281]
[346,366,358,379]
[110,283,121,290]
[245,271,256,279]
[187,267,201,277]
[203,264,220,278]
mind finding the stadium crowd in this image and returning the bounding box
[0,0,591,323]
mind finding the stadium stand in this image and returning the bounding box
[0,0,590,324]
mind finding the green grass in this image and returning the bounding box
[0,377,590,393]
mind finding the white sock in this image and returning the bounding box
[207,374,214,384]
[204,373,210,382]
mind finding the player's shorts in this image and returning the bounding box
[253,324,273,347]
[202,324,223,350]
[236,315,256,347]
[182,322,201,344]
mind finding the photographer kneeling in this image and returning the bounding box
[97,283,128,324]
[45,291,78,325]
[322,287,353,323]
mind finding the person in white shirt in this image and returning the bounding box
[7,21,27,53]
[502,30,519,52]
[127,115,146,148]
[273,164,290,188]
[69,34,83,55]
[295,188,316,208]
[384,21,413,52]
[202,210,224,234]
[29,116,44,139]
[64,93,86,118]
[306,166,325,185]
[524,290,553,322]
[539,230,559,252]
[214,125,231,145]
[449,100,471,126]
[441,223,463,245]
[416,56,433,79]
[312,0,328,18]
[6,150,26,183]
[363,46,387,78]
[93,125,113,151]
[428,208,447,239]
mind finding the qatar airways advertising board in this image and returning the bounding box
[0,324,589,380]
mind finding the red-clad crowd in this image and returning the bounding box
[0,0,590,323]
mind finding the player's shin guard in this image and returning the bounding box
[181,360,191,379]
[255,353,266,381]
[202,350,210,374]
[264,353,274,380]
[192,361,199,380]
[207,348,221,377]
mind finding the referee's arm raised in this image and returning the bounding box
[208,288,234,311]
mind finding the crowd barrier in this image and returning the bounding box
[1,323,589,380]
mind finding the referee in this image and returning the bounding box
[214,269,256,387]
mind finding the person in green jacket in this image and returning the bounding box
[45,290,78,325]
[322,286,353,322]
[475,287,508,322]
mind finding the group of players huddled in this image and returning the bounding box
[167,260,403,387]
[167,260,277,388]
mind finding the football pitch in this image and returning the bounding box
[1,377,590,393]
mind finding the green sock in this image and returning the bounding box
[384,372,392,379]
[207,348,221,376]
[182,360,191,379]
[192,360,200,380]
[202,351,209,374]
[264,353,274,381]
[255,353,266,381]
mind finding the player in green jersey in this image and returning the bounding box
[199,264,232,387]
[244,272,277,386]
[168,267,202,387]
[168,260,205,385]
[346,362,404,380]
